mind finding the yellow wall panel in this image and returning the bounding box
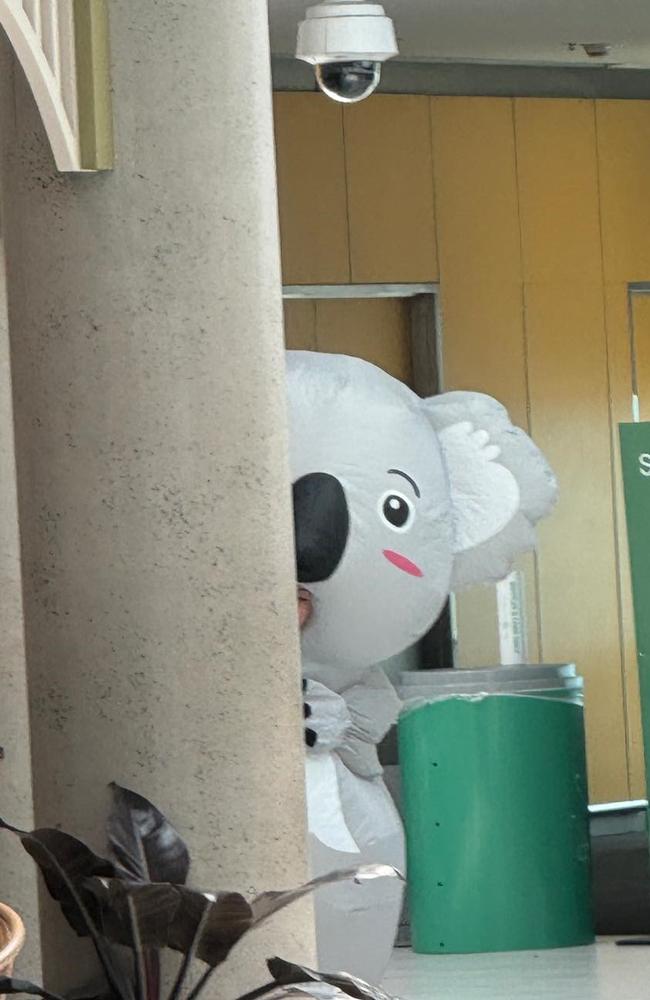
[273,93,350,284]
[314,298,413,385]
[439,280,530,430]
[605,283,646,798]
[515,99,602,284]
[431,98,523,286]
[283,299,317,351]
[431,98,528,424]
[344,96,438,283]
[526,282,628,802]
[597,101,650,283]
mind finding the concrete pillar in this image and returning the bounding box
[0,2,312,993]
[0,223,41,980]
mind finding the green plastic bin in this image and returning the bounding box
[398,694,594,954]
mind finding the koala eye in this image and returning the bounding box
[378,490,415,533]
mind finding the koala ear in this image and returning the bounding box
[421,391,558,589]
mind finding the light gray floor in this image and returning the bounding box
[384,940,650,1000]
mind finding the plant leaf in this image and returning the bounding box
[83,879,183,949]
[0,978,66,1000]
[167,896,210,1000]
[107,784,190,886]
[0,820,117,936]
[180,891,252,967]
[84,864,403,980]
[267,959,396,1000]
[0,821,133,1000]
[251,865,404,924]
[83,879,252,969]
[237,985,347,1000]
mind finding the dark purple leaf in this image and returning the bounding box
[19,829,116,936]
[83,880,182,950]
[83,878,252,969]
[251,865,404,924]
[0,822,132,1000]
[267,959,396,1000]
[177,891,252,967]
[107,785,190,886]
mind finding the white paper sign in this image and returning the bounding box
[497,570,528,665]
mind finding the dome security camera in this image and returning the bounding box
[296,0,398,104]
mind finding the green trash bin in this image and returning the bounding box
[398,694,594,954]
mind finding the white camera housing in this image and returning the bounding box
[296,0,398,104]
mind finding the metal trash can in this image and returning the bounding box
[398,691,594,954]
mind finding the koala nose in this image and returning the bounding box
[292,473,349,583]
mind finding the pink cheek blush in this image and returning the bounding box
[383,549,424,578]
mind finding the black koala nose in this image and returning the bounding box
[292,473,350,584]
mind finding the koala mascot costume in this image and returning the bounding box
[286,351,557,983]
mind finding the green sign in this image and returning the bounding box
[620,422,650,792]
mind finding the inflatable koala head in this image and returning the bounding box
[287,351,557,677]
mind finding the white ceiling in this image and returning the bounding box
[269,0,650,70]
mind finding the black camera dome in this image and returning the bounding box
[314,60,381,103]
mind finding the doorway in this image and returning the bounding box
[282,282,454,675]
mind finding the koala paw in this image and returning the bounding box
[302,677,352,752]
[303,688,317,747]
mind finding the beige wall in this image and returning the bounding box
[274,92,650,805]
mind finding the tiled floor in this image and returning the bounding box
[384,940,650,999]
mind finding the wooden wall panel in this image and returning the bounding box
[313,298,413,385]
[431,98,528,425]
[525,284,627,802]
[344,96,438,283]
[515,97,628,801]
[283,299,317,351]
[515,99,602,283]
[605,284,646,798]
[431,97,539,671]
[597,101,650,283]
[273,93,350,284]
[283,297,412,383]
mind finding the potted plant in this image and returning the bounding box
[0,784,402,1000]
[0,902,25,995]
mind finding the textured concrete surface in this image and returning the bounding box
[0,1,313,993]
[0,222,41,979]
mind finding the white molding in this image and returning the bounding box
[1,0,80,170]
[589,800,648,814]
[282,282,438,299]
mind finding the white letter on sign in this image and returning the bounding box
[639,453,650,477]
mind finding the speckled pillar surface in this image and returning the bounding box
[0,2,312,993]
[0,227,41,981]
